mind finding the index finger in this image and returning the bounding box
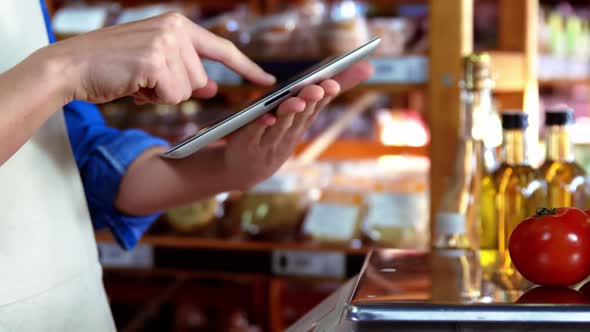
[189,24,276,86]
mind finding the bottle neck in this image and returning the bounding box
[502,129,528,166]
[545,125,575,162]
[461,87,493,141]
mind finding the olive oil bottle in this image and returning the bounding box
[540,106,586,209]
[438,53,500,251]
[480,112,547,290]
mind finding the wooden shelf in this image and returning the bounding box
[96,231,372,255]
[488,51,527,92]
[294,140,428,160]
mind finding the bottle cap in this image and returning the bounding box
[545,105,574,126]
[435,212,466,236]
[462,52,494,90]
[501,111,528,130]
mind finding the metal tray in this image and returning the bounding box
[346,249,590,323]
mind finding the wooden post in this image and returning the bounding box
[498,0,540,164]
[427,0,473,238]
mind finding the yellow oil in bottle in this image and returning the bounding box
[480,112,547,290]
[540,107,587,209]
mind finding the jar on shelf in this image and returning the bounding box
[247,12,298,59]
[331,157,429,249]
[225,163,325,241]
[301,178,366,247]
[201,6,252,51]
[319,0,369,56]
[165,194,226,236]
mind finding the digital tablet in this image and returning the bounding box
[161,37,381,159]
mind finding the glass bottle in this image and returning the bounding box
[539,106,586,209]
[431,212,481,302]
[481,112,547,290]
[438,53,498,251]
[461,53,501,174]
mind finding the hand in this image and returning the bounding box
[39,12,275,105]
[223,61,374,189]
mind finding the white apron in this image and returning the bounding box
[0,1,116,330]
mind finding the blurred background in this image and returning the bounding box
[41,0,590,330]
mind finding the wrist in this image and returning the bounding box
[31,44,77,105]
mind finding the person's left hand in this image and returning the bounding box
[223,61,373,189]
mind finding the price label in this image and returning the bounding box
[303,203,359,242]
[364,192,428,228]
[53,7,108,34]
[366,56,428,83]
[116,5,179,24]
[272,250,346,278]
[98,243,153,268]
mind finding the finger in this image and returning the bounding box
[180,36,209,91]
[256,113,277,126]
[235,120,267,146]
[153,62,183,104]
[289,85,324,132]
[319,79,340,97]
[192,78,218,99]
[303,79,339,122]
[297,84,324,103]
[331,61,373,92]
[305,95,334,128]
[275,97,306,117]
[290,99,318,139]
[262,98,306,146]
[188,24,276,86]
[164,53,192,103]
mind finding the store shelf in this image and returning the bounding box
[539,78,590,87]
[488,51,527,92]
[96,230,372,255]
[294,140,428,160]
[537,55,590,83]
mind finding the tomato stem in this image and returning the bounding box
[535,207,557,216]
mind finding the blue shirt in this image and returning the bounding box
[40,1,169,250]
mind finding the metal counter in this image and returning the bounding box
[288,249,590,332]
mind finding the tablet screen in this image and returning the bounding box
[183,56,334,142]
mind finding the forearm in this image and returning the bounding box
[0,48,71,164]
[115,145,248,215]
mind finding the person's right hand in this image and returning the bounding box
[39,12,276,105]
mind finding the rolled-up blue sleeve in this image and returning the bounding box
[41,0,169,249]
[64,101,169,250]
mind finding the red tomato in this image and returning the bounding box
[516,286,590,304]
[508,207,590,286]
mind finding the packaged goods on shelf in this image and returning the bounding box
[304,157,430,249]
[368,17,415,56]
[165,194,226,235]
[52,3,119,37]
[375,108,429,147]
[52,2,199,38]
[319,0,370,56]
[200,6,253,52]
[225,163,328,241]
[247,12,299,59]
[302,180,366,246]
[538,3,590,80]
